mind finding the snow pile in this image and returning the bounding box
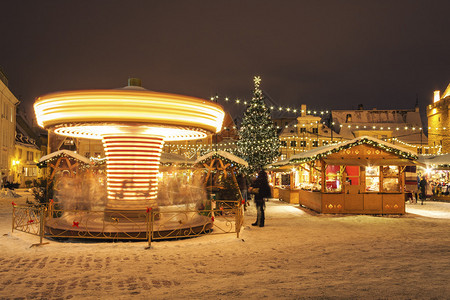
[0,191,449,299]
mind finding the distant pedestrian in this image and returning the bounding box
[249,170,271,227]
[419,176,427,205]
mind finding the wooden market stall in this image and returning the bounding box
[194,150,248,204]
[281,136,418,214]
[266,159,291,201]
[38,150,92,180]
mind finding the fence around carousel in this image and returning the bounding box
[11,200,244,248]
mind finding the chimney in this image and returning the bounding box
[300,104,307,117]
[128,78,142,87]
[434,90,440,103]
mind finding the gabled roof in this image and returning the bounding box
[39,150,91,164]
[195,150,248,167]
[288,135,417,165]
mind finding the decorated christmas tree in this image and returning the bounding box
[237,76,280,173]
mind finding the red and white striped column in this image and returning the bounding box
[102,134,164,212]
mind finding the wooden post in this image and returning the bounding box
[235,204,241,239]
[39,207,45,245]
[321,159,326,193]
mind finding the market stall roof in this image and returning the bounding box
[287,136,418,166]
[39,149,91,165]
[195,150,248,167]
[160,152,195,165]
[265,158,291,170]
[417,153,450,168]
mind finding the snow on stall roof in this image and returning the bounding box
[195,150,248,167]
[39,149,91,165]
[289,135,416,162]
[418,153,450,166]
[265,158,291,169]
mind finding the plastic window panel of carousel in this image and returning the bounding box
[365,166,380,192]
[326,165,342,192]
[345,166,360,186]
[382,165,400,192]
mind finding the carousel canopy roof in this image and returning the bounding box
[195,150,248,167]
[39,149,91,165]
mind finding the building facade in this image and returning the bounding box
[331,105,427,154]
[427,83,450,154]
[12,133,43,187]
[277,105,346,160]
[0,70,19,184]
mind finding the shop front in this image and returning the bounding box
[286,136,418,214]
[417,153,450,202]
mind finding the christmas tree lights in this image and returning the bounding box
[237,76,281,173]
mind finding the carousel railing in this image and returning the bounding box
[11,199,244,248]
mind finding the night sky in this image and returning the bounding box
[1,1,450,119]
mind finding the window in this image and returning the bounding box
[417,148,422,154]
[346,114,352,122]
[281,141,287,147]
[26,151,34,161]
[365,166,380,192]
[312,141,318,147]
[323,141,329,146]
[290,141,297,147]
[300,141,306,147]
[382,166,400,192]
[326,165,342,192]
[24,167,37,177]
[312,128,318,134]
[300,127,306,133]
[345,166,360,185]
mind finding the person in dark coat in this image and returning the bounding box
[419,176,427,205]
[249,170,271,227]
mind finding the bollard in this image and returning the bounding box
[12,205,15,232]
[146,209,153,249]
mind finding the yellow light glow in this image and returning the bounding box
[34,88,225,211]
[34,90,224,137]
[433,91,440,103]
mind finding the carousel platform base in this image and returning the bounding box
[44,206,213,240]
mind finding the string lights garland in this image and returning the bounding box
[211,94,330,116]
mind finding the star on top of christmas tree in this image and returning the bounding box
[253,76,262,89]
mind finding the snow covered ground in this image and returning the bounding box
[1,189,449,299]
